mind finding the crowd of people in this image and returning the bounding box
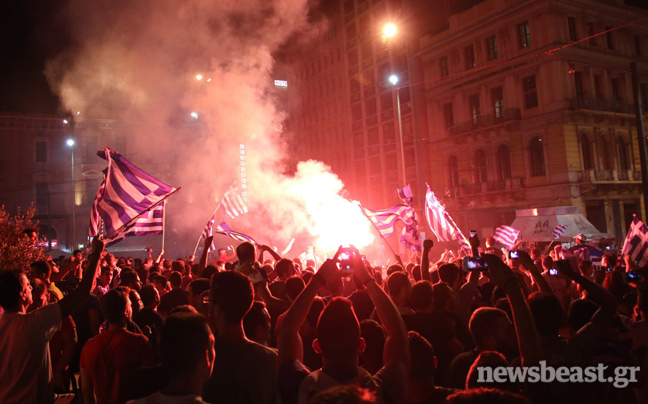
[0,230,647,404]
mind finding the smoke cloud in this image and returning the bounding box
[46,0,377,258]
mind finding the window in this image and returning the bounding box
[469,94,480,123]
[440,57,449,77]
[487,36,498,60]
[448,156,459,187]
[600,137,613,170]
[518,22,531,48]
[380,92,393,112]
[368,127,379,146]
[529,137,545,176]
[618,138,630,170]
[522,76,538,109]
[353,132,364,148]
[348,50,358,66]
[35,141,47,163]
[581,134,592,170]
[383,124,395,144]
[465,45,475,69]
[605,27,614,49]
[352,104,362,121]
[497,145,512,179]
[588,23,597,45]
[361,41,372,60]
[443,103,454,129]
[365,98,377,117]
[568,17,578,41]
[475,150,488,183]
[492,87,504,118]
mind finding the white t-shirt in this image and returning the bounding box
[126,392,207,404]
[0,303,62,404]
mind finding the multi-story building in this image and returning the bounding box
[285,0,648,242]
[0,110,137,251]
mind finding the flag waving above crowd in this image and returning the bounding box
[622,216,648,267]
[89,148,180,243]
[493,225,520,249]
[425,185,468,249]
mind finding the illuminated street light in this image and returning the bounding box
[382,23,397,39]
[389,74,399,86]
[196,74,203,80]
[190,112,199,119]
[67,139,76,250]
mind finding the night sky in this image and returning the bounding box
[0,0,71,113]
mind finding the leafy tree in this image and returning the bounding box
[0,205,46,271]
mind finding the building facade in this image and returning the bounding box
[285,0,648,242]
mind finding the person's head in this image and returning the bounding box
[485,237,496,248]
[236,242,256,264]
[408,331,437,383]
[469,307,515,352]
[209,271,253,327]
[120,269,141,291]
[387,271,411,306]
[0,270,34,312]
[410,280,434,312]
[285,275,305,301]
[527,292,563,337]
[129,289,143,317]
[188,278,210,307]
[601,253,618,269]
[275,258,296,280]
[359,319,385,373]
[99,266,113,287]
[243,301,272,346]
[432,282,457,311]
[28,278,48,310]
[568,298,598,332]
[100,287,132,325]
[171,260,185,274]
[161,312,215,383]
[386,264,404,277]
[152,274,168,295]
[411,265,422,282]
[315,297,363,366]
[169,271,183,289]
[530,247,541,261]
[578,260,594,278]
[438,263,459,287]
[105,253,116,266]
[139,284,160,309]
[28,261,51,282]
[541,256,554,271]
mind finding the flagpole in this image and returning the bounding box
[358,204,403,267]
[161,200,166,252]
[192,202,222,257]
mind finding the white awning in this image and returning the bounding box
[510,206,612,242]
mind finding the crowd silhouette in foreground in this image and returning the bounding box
[1,231,647,404]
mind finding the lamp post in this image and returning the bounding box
[67,138,76,251]
[389,74,408,187]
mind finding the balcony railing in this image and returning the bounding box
[582,169,641,183]
[448,108,521,136]
[569,97,635,114]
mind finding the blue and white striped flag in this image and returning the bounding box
[221,185,248,219]
[360,204,416,238]
[552,224,568,239]
[89,148,179,240]
[622,216,648,266]
[201,213,217,253]
[106,204,164,247]
[214,222,257,245]
[493,225,521,249]
[425,185,461,242]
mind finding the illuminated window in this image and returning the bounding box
[518,22,531,48]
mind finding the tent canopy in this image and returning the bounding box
[510,206,611,243]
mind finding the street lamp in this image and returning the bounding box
[389,74,407,187]
[67,139,76,251]
[382,23,397,39]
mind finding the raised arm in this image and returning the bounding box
[57,237,104,319]
[483,254,543,366]
[420,239,433,282]
[352,248,410,372]
[277,260,338,366]
[517,250,553,294]
[197,236,213,277]
[258,244,281,262]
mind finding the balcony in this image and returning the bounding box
[448,108,521,136]
[581,169,641,183]
[569,97,635,114]
[451,177,524,196]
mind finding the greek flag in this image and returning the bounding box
[361,204,416,239]
[89,148,179,240]
[201,213,217,253]
[214,222,257,244]
[552,224,568,239]
[425,185,470,250]
[622,216,648,266]
[221,185,248,219]
[493,225,521,249]
[106,204,165,247]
